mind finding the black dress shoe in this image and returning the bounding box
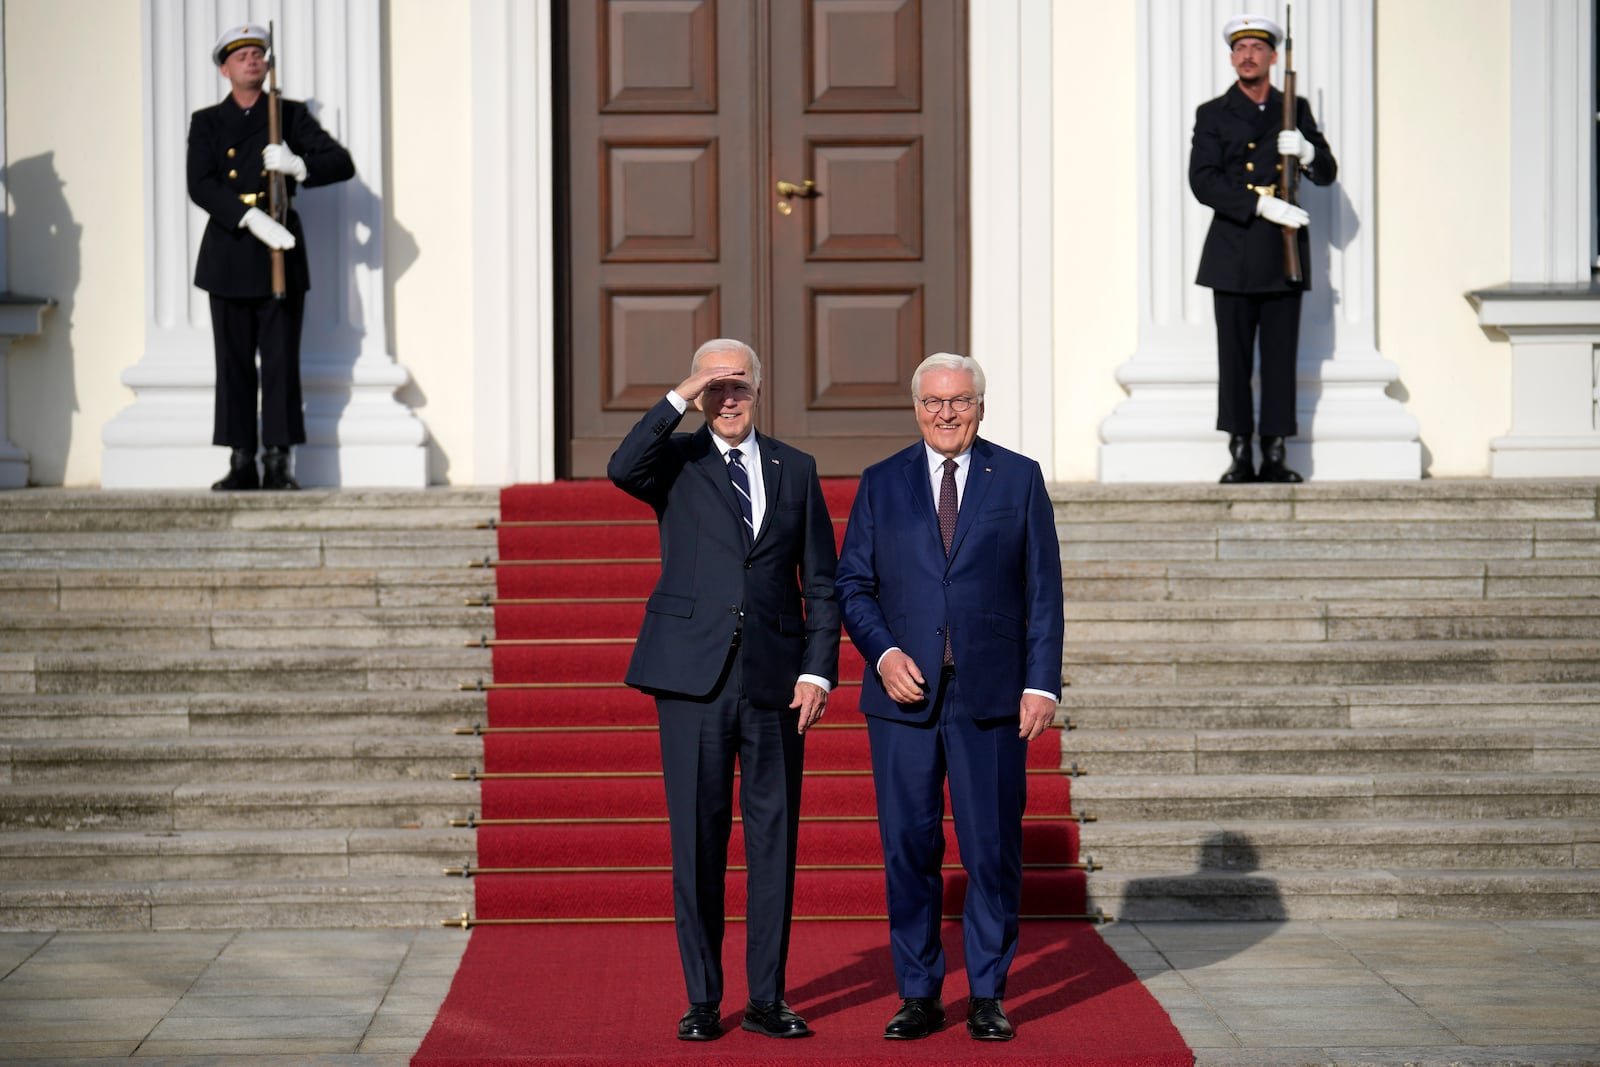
[967,996,1015,1041]
[211,448,259,492]
[261,446,300,491]
[676,1003,721,1041]
[741,999,812,1038]
[1219,433,1256,484]
[883,997,945,1039]
[1258,435,1304,483]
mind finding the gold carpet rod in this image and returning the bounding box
[475,519,655,529]
[451,766,1071,781]
[444,859,1102,877]
[468,557,658,568]
[442,909,1112,929]
[449,811,1094,826]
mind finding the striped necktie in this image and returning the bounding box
[728,447,754,538]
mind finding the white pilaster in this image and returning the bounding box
[969,0,1055,474]
[1477,0,1598,478]
[103,0,426,488]
[1100,0,1418,482]
[470,0,556,486]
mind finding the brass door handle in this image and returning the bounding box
[776,179,820,199]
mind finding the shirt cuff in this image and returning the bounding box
[1024,687,1059,703]
[665,390,688,413]
[796,674,832,694]
[875,647,901,674]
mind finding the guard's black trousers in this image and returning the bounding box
[1213,290,1302,438]
[209,293,307,450]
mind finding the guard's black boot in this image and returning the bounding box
[261,446,300,491]
[211,448,259,491]
[1258,436,1303,482]
[1218,433,1256,484]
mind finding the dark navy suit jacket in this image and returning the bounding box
[607,397,840,708]
[836,437,1064,720]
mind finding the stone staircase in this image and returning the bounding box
[0,489,496,929]
[1,481,1596,929]
[1056,482,1600,920]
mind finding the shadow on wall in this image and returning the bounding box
[6,152,80,486]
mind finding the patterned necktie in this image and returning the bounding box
[939,458,957,664]
[728,447,755,538]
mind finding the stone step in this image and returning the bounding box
[7,647,491,695]
[1063,638,1600,687]
[0,690,484,739]
[1056,519,1600,563]
[1083,867,1600,921]
[1076,818,1600,873]
[0,568,494,613]
[1064,727,1600,775]
[0,487,500,533]
[4,736,481,785]
[1048,481,1600,525]
[1061,683,1600,730]
[0,876,476,930]
[1062,599,1600,643]
[0,827,474,882]
[0,530,496,572]
[0,607,494,652]
[0,781,475,832]
[1068,773,1600,822]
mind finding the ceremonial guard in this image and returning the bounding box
[188,24,354,490]
[1190,13,1337,483]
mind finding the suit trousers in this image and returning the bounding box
[655,647,806,1006]
[1213,290,1302,437]
[209,293,308,450]
[865,668,1028,1000]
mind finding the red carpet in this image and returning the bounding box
[413,480,1191,1066]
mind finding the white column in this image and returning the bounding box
[969,0,1055,474]
[470,0,556,485]
[102,0,426,488]
[1100,0,1419,481]
[1478,0,1599,478]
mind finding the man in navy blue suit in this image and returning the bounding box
[608,338,840,1042]
[836,352,1064,1042]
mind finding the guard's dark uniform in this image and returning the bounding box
[187,96,354,450]
[1190,84,1336,436]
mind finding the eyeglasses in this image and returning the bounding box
[918,395,978,413]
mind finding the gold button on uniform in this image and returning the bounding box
[1245,161,1254,172]
[227,169,237,179]
[1247,142,1256,150]
[227,147,236,158]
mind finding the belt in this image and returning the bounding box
[1246,182,1277,197]
[238,192,267,206]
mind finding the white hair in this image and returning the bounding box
[691,338,763,391]
[912,352,985,400]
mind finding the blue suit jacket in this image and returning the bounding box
[608,397,840,708]
[836,437,1064,721]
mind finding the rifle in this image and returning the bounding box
[1278,4,1304,285]
[266,21,288,300]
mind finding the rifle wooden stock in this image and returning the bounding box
[266,41,287,300]
[1279,10,1303,285]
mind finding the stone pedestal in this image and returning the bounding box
[0,296,54,489]
[1100,0,1419,482]
[103,0,426,488]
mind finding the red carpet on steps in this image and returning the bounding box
[413,480,1191,1067]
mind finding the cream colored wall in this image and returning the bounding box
[1051,0,1138,482]
[5,0,142,486]
[1376,0,1510,477]
[386,0,477,485]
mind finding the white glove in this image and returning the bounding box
[239,207,297,250]
[263,143,309,182]
[1255,195,1309,229]
[1277,129,1316,167]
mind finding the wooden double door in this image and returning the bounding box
[561,0,968,477]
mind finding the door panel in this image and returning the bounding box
[563,0,966,477]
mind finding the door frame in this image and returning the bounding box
[469,0,1055,484]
